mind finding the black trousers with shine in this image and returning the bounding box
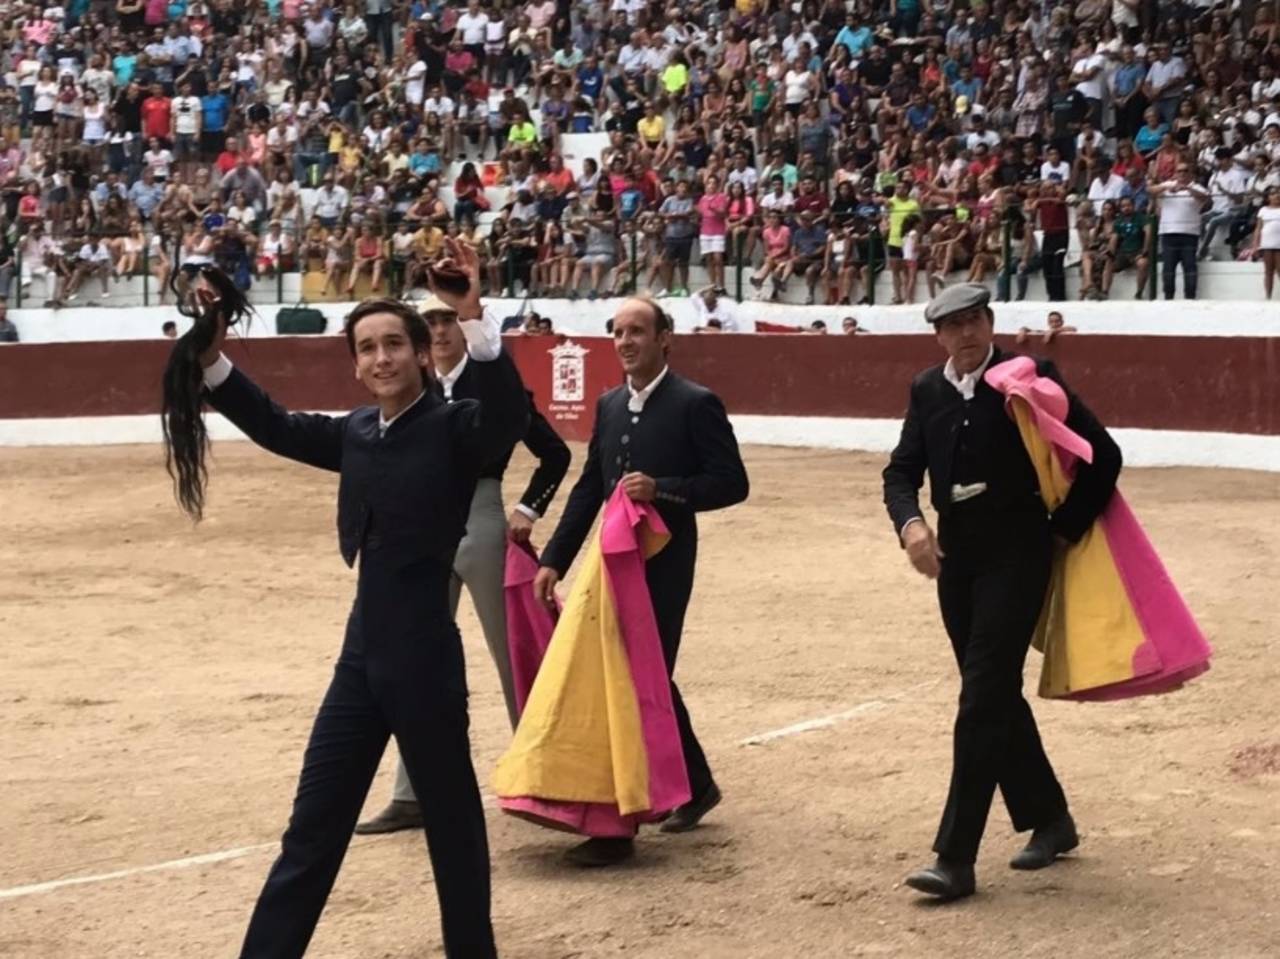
[932,508,1069,865]
[239,561,496,958]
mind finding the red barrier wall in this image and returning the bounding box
[1,334,1276,440]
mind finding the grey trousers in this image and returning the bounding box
[392,479,518,803]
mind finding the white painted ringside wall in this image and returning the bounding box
[3,413,1277,473]
[8,296,1280,344]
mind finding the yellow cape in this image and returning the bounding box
[492,521,668,815]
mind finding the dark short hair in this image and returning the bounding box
[614,298,673,337]
[343,298,428,356]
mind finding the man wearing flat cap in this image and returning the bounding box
[882,283,1122,900]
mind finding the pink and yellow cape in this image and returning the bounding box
[492,488,691,836]
[984,357,1212,701]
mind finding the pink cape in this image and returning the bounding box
[499,490,691,836]
[985,357,1212,701]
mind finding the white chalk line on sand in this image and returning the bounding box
[0,683,940,901]
[0,842,280,901]
[737,679,941,746]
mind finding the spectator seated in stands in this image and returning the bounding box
[0,0,1273,314]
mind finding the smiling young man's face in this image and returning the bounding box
[351,311,430,410]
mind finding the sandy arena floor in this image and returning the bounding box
[2,442,1278,959]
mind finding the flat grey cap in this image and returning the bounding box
[924,282,991,324]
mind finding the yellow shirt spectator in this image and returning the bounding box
[414,224,445,259]
[637,113,665,147]
[887,195,921,247]
[339,144,363,173]
[661,63,688,96]
[382,150,410,177]
[508,120,538,146]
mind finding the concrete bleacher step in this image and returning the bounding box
[7,256,1265,312]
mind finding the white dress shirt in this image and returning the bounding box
[627,365,669,414]
[943,344,995,402]
[436,353,468,401]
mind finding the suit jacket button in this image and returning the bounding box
[621,434,630,445]
[615,455,622,464]
[631,415,639,424]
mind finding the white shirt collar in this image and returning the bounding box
[435,353,468,401]
[943,345,995,401]
[628,364,669,413]
[378,388,428,436]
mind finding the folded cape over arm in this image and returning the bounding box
[984,357,1212,702]
[492,488,692,836]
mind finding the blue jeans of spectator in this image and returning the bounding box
[0,262,12,298]
[997,253,1042,301]
[1199,209,1245,255]
[893,9,921,36]
[1155,96,1180,125]
[454,199,478,227]
[336,101,360,129]
[294,152,329,186]
[1161,233,1198,299]
[507,52,532,88]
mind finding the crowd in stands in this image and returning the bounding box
[1,0,1280,314]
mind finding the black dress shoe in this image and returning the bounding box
[904,858,976,900]
[354,800,423,835]
[563,837,636,867]
[659,782,722,833]
[1010,813,1079,870]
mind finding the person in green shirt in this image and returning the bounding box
[1104,196,1152,297]
[748,65,774,125]
[886,180,922,303]
[506,108,538,153]
[759,145,798,192]
[661,52,690,98]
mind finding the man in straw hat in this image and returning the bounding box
[882,283,1121,900]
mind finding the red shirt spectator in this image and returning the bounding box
[1038,195,1069,233]
[216,148,242,176]
[141,90,172,141]
[537,163,573,195]
[793,186,829,217]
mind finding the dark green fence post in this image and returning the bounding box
[1149,212,1159,301]
[505,246,515,297]
[14,247,21,308]
[629,230,637,295]
[734,231,744,303]
[143,242,149,307]
[1001,212,1013,302]
[867,225,879,306]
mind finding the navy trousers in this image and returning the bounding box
[240,561,496,958]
